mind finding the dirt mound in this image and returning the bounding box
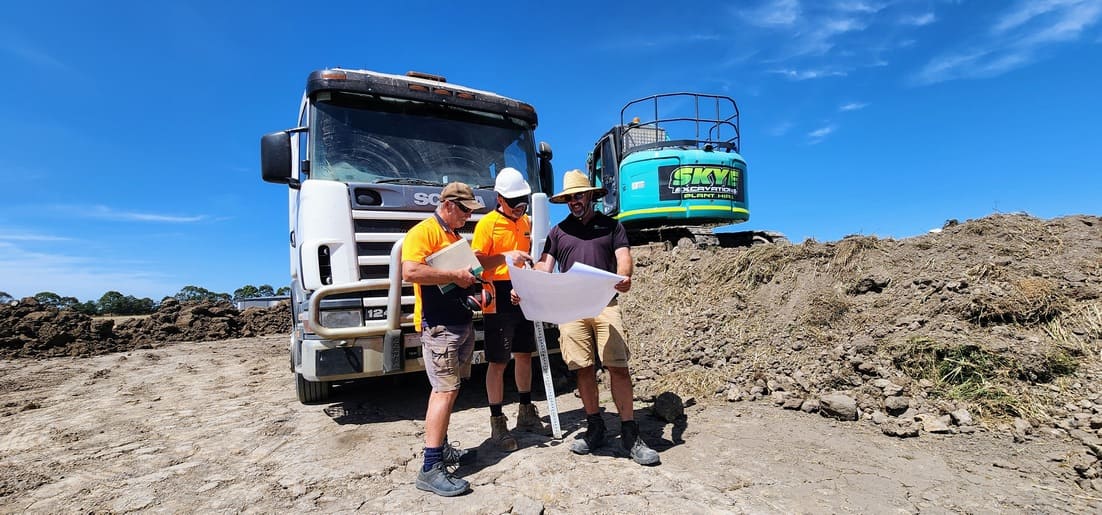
[0,298,291,359]
[623,213,1102,487]
[0,298,121,358]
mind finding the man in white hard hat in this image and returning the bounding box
[533,169,660,466]
[471,167,548,452]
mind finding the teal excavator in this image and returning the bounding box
[586,92,784,246]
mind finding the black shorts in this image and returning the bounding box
[483,312,536,363]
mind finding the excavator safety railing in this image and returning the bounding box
[618,92,740,156]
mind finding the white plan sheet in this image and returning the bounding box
[506,262,625,324]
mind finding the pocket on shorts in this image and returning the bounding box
[426,336,456,376]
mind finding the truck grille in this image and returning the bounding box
[351,210,480,320]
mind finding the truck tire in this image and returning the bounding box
[295,372,331,404]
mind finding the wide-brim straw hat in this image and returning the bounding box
[550,169,608,204]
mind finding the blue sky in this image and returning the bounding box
[2,0,1100,302]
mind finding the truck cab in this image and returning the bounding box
[261,69,555,403]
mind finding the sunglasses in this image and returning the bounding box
[501,195,530,209]
[568,192,589,202]
[451,200,473,213]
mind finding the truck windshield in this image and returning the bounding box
[311,95,538,187]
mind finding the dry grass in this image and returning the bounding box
[830,236,885,270]
[889,337,1062,420]
[802,291,850,328]
[965,276,1068,326]
[1045,301,1102,358]
[651,366,728,400]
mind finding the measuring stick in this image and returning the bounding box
[526,192,562,439]
[533,319,562,439]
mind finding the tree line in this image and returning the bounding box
[0,284,291,316]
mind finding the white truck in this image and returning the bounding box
[261,68,557,403]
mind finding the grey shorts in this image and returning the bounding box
[421,322,475,392]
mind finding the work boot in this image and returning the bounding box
[490,415,518,452]
[415,461,470,497]
[620,420,660,466]
[515,403,551,435]
[570,415,606,455]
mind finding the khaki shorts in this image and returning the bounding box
[421,322,475,392]
[558,299,629,370]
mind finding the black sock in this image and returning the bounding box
[621,420,638,448]
[518,391,532,405]
[423,446,443,472]
[586,413,603,427]
[490,403,504,417]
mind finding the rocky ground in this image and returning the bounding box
[1,213,1101,512]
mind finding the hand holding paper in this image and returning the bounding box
[506,262,625,324]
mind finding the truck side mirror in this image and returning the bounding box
[261,131,292,184]
[538,141,554,196]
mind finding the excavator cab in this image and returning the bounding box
[587,93,749,244]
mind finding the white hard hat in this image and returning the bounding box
[494,167,532,198]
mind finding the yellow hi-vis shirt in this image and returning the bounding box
[401,215,463,331]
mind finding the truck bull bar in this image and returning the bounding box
[307,237,407,339]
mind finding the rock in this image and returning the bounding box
[1091,416,1102,430]
[882,419,920,438]
[883,396,911,416]
[782,397,804,410]
[871,379,904,397]
[950,409,974,426]
[917,414,951,434]
[800,399,820,413]
[725,389,743,402]
[819,394,858,421]
[653,392,685,422]
[512,495,545,515]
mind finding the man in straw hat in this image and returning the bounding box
[401,181,484,496]
[532,169,660,465]
[471,168,548,452]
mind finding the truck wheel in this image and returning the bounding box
[295,372,331,404]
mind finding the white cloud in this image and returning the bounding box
[768,121,794,136]
[0,232,71,242]
[914,0,1102,84]
[899,12,936,26]
[59,205,207,223]
[0,243,178,301]
[834,1,886,14]
[839,102,869,111]
[0,38,71,73]
[745,0,803,27]
[769,68,848,80]
[808,125,836,143]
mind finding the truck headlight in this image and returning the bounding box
[319,309,363,329]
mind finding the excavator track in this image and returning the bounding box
[627,224,787,248]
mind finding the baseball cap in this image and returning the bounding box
[440,182,484,211]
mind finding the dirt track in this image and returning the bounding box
[2,335,1099,513]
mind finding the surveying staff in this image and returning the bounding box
[401,182,483,496]
[471,168,548,452]
[532,170,660,466]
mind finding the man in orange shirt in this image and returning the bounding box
[401,182,483,496]
[471,168,546,452]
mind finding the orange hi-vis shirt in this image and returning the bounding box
[402,214,464,331]
[471,209,532,282]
